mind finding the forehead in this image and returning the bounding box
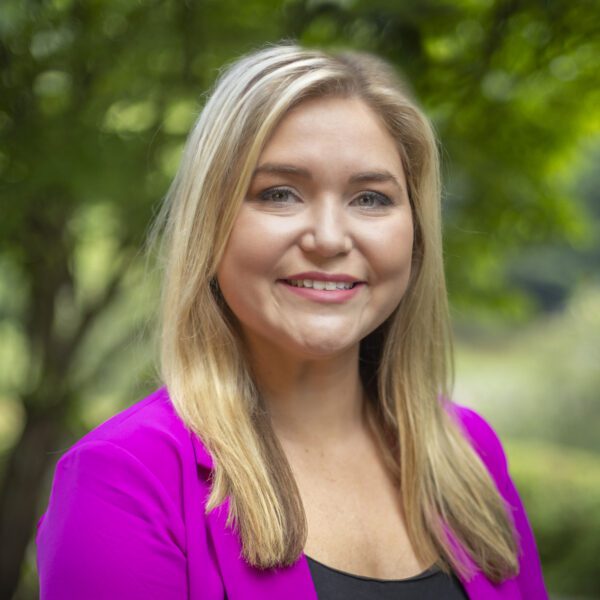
[257,96,405,180]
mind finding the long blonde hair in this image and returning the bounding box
[153,44,518,582]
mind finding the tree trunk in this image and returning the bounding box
[0,405,68,599]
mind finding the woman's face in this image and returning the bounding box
[217,96,414,360]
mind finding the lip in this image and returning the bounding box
[281,271,364,283]
[277,279,365,304]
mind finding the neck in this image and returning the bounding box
[245,338,367,448]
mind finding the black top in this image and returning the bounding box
[306,555,469,600]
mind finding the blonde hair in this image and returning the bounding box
[153,44,518,582]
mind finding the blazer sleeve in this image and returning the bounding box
[36,440,188,600]
[454,406,548,599]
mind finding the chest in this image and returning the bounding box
[290,446,427,579]
[184,473,522,600]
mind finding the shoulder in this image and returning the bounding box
[73,386,185,446]
[64,387,193,468]
[447,404,549,596]
[38,388,210,546]
[445,402,510,490]
[37,388,210,597]
[48,388,208,517]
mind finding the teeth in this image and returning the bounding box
[287,279,356,290]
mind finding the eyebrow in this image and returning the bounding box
[253,163,312,179]
[348,170,405,194]
[253,163,406,195]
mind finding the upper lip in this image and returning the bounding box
[281,271,364,283]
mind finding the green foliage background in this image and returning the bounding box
[0,0,598,598]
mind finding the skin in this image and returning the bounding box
[217,96,426,578]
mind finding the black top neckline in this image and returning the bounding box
[305,555,440,584]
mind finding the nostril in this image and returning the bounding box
[298,224,352,257]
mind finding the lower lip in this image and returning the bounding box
[278,281,364,303]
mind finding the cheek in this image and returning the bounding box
[218,211,274,280]
[215,209,288,320]
[364,214,414,284]
[216,242,262,332]
[376,246,414,330]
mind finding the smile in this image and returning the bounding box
[278,279,365,304]
[285,279,357,290]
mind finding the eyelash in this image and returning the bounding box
[352,191,393,208]
[258,187,298,203]
[257,187,394,208]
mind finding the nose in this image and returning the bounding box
[299,198,352,257]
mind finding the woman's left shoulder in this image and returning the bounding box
[446,403,549,598]
[444,402,510,489]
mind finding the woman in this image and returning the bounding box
[36,44,548,599]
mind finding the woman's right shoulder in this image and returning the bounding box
[42,387,212,525]
[59,386,211,471]
[36,387,215,599]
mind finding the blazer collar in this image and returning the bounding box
[191,432,214,471]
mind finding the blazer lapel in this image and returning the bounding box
[447,525,522,599]
[460,570,522,599]
[206,502,318,600]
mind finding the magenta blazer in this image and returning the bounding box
[36,388,548,599]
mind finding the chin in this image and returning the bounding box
[287,334,359,360]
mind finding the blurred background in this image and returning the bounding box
[0,0,598,598]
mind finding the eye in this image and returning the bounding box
[258,187,299,203]
[352,191,393,209]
